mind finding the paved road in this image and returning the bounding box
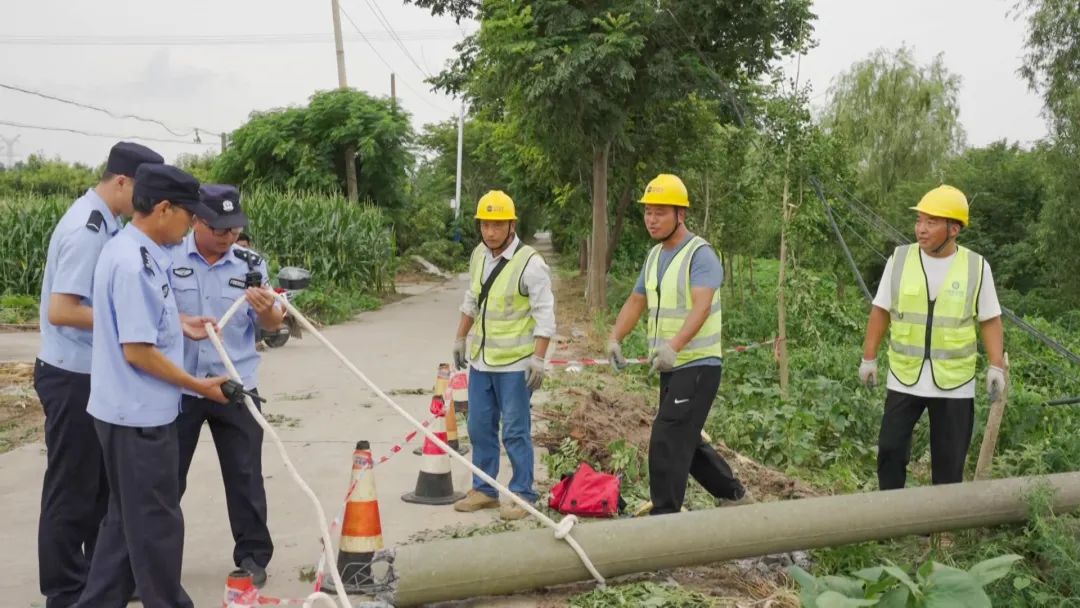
[0,274,550,607]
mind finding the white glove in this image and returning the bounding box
[525,355,546,391]
[859,358,878,388]
[607,340,628,371]
[987,366,1006,402]
[452,337,468,370]
[648,343,678,374]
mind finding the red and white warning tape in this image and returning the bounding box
[547,338,781,368]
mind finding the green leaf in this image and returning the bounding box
[815,590,879,608]
[881,562,920,597]
[1013,576,1032,591]
[876,587,909,608]
[823,575,868,597]
[924,566,991,608]
[789,565,821,591]
[853,567,885,582]
[967,554,1023,586]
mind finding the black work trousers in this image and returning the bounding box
[877,389,975,490]
[649,364,744,515]
[176,392,273,568]
[33,360,108,608]
[75,420,192,608]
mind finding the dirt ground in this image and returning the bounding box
[0,361,42,454]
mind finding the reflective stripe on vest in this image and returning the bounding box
[644,236,723,368]
[887,244,984,390]
[468,243,538,367]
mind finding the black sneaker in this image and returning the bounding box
[240,557,267,588]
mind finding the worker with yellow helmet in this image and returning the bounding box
[859,185,1005,490]
[606,174,749,515]
[451,190,555,520]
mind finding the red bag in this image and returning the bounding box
[548,462,623,518]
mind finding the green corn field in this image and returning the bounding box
[0,189,396,298]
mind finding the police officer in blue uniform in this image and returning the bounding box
[35,141,163,608]
[171,184,283,587]
[75,164,229,608]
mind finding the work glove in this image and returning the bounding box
[525,355,546,391]
[606,340,628,372]
[648,343,678,375]
[859,358,878,388]
[987,365,1006,402]
[452,337,468,370]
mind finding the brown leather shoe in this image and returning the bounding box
[453,489,499,512]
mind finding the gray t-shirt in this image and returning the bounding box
[634,233,724,367]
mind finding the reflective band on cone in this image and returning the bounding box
[321,440,384,595]
[223,568,259,607]
[402,414,465,505]
[450,369,469,418]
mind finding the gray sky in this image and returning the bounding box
[0,0,1048,168]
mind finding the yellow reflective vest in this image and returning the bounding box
[468,243,538,367]
[887,244,984,390]
[644,236,724,368]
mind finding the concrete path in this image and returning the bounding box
[0,274,549,607]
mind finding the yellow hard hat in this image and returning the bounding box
[639,174,690,208]
[474,190,517,221]
[910,185,969,227]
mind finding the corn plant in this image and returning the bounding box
[243,188,397,295]
[0,194,68,295]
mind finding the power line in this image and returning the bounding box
[338,5,453,115]
[0,30,463,47]
[355,0,434,78]
[0,82,219,137]
[0,120,215,146]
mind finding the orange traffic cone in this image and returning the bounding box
[416,364,468,455]
[450,368,469,418]
[322,440,384,595]
[222,568,259,607]
[402,412,465,505]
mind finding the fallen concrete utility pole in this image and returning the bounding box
[384,472,1080,606]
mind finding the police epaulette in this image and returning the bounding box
[140,247,154,275]
[85,210,105,233]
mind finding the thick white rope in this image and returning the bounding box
[270,293,606,586]
[204,324,355,608]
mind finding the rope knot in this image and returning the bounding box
[554,515,578,540]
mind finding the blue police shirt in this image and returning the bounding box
[169,234,269,391]
[38,189,120,373]
[87,223,184,427]
[633,232,725,367]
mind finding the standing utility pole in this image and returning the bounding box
[391,73,397,109]
[453,100,465,219]
[331,0,359,202]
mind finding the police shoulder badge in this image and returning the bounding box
[140,247,154,275]
[85,210,105,233]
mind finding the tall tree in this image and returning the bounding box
[412,0,814,311]
[821,47,965,207]
[214,89,413,207]
[1019,0,1080,299]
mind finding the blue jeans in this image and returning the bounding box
[467,368,537,502]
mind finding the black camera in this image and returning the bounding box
[244,270,263,289]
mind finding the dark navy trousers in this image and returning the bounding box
[75,419,192,608]
[34,359,108,608]
[177,392,273,568]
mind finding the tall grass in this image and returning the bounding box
[0,189,397,298]
[0,194,68,296]
[243,188,397,295]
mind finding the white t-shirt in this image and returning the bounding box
[872,248,1002,399]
